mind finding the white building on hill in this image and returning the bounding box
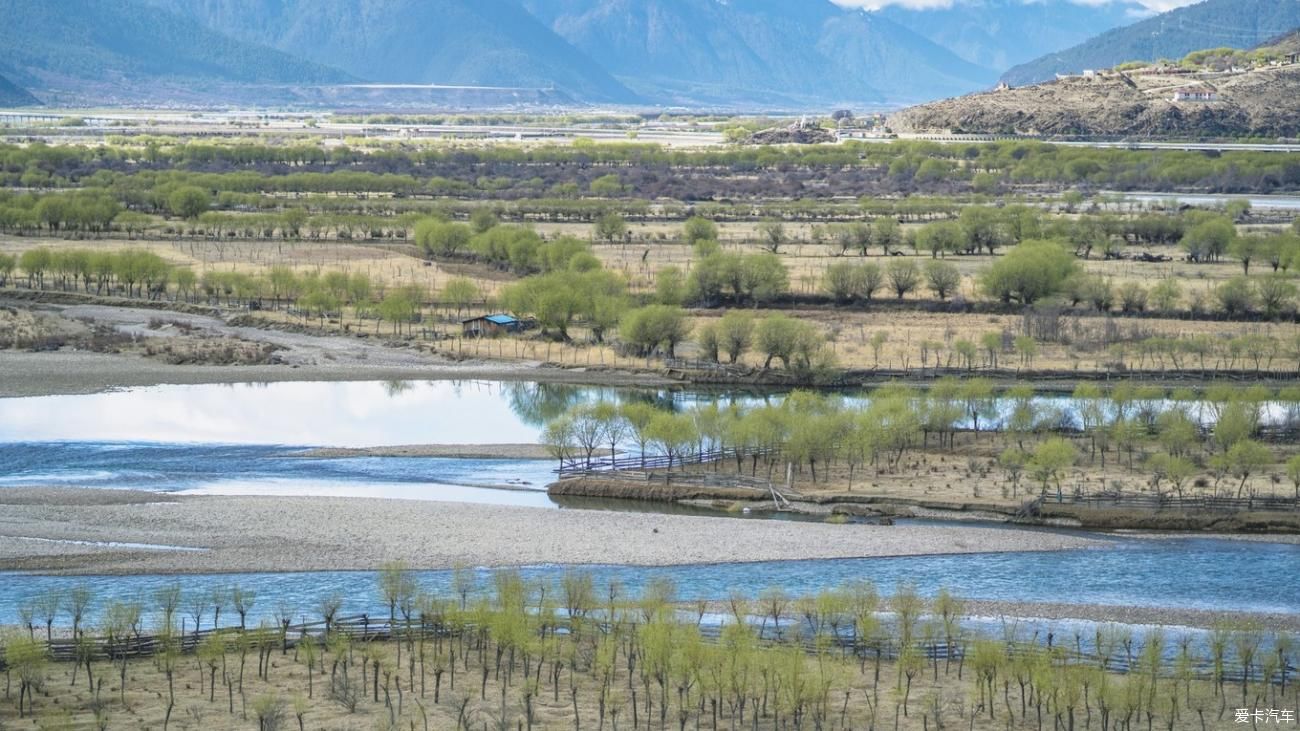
[1172,85,1218,102]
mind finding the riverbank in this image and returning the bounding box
[0,487,1107,575]
[0,349,669,398]
[0,297,676,397]
[4,296,1296,398]
[550,475,1300,534]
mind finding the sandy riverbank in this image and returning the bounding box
[0,488,1107,575]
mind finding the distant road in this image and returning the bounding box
[313,122,726,147]
[3,111,1299,152]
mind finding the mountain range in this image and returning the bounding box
[0,0,1295,110]
[0,0,346,105]
[520,0,1006,106]
[877,0,1148,74]
[142,0,635,102]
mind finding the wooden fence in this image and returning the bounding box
[19,610,1294,684]
[555,446,776,476]
[40,614,408,664]
[1031,492,1300,513]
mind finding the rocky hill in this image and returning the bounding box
[889,54,1300,139]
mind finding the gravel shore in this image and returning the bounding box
[0,488,1105,575]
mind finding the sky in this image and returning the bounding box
[833,0,1200,11]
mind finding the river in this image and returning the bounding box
[0,379,1295,634]
[0,379,1286,507]
[0,536,1292,630]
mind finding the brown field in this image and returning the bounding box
[684,309,1300,374]
[0,236,513,301]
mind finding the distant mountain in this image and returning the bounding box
[146,0,637,103]
[1003,0,1300,86]
[0,0,346,93]
[523,0,997,106]
[0,73,38,107]
[876,0,1150,72]
[6,0,1186,109]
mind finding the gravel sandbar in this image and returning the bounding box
[0,489,1105,575]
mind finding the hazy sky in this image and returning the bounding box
[835,0,1200,11]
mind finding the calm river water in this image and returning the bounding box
[0,537,1293,629]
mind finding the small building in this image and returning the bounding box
[462,313,523,337]
[1172,85,1219,102]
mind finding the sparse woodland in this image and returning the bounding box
[3,564,1295,731]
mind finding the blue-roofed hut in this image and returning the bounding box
[461,313,523,337]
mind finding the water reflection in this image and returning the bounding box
[0,442,556,501]
[3,379,1287,447]
[0,380,780,446]
[0,380,551,446]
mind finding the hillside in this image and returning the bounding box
[0,73,37,107]
[522,0,996,106]
[0,0,347,99]
[889,58,1300,139]
[146,0,636,103]
[1003,0,1300,86]
[1262,29,1300,55]
[876,0,1147,72]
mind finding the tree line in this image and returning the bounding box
[6,138,1300,193]
[543,383,1300,500]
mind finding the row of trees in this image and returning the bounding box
[544,382,1300,499]
[977,239,1300,318]
[8,136,1299,191]
[1,247,484,333]
[6,565,1292,730]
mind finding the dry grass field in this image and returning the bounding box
[5,229,1299,378]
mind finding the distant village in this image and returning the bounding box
[1031,44,1300,105]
